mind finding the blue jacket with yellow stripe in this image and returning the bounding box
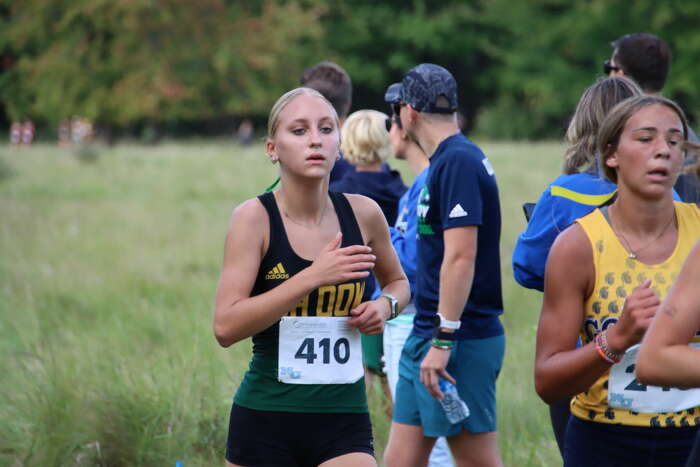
[512,173,617,292]
[512,172,681,291]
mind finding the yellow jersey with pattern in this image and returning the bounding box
[571,202,700,427]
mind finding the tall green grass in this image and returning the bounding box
[0,140,564,466]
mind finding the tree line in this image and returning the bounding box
[2,0,699,140]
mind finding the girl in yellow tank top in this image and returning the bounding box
[535,95,700,467]
[572,202,700,427]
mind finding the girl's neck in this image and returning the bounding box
[275,176,328,222]
[609,188,675,235]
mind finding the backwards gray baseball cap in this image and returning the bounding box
[397,63,458,114]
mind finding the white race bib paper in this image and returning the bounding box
[278,316,363,385]
[608,343,700,413]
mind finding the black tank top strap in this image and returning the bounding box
[329,192,366,247]
[256,191,291,257]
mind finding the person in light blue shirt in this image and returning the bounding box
[382,83,453,467]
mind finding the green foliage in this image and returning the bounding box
[475,0,700,138]
[0,0,326,125]
[317,1,498,127]
[2,0,700,138]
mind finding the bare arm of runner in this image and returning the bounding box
[420,225,477,399]
[535,223,660,403]
[346,194,410,336]
[213,198,376,347]
[636,240,700,387]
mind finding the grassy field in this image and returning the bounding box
[0,140,565,466]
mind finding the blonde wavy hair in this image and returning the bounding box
[563,77,642,175]
[340,110,393,166]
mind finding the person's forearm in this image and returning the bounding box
[214,269,319,347]
[636,346,700,388]
[535,342,613,403]
[436,255,474,321]
[380,276,411,314]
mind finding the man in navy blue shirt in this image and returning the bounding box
[384,64,505,467]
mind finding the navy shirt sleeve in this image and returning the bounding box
[438,150,488,230]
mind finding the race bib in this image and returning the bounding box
[608,343,700,413]
[278,316,363,384]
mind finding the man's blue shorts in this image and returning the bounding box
[393,333,505,437]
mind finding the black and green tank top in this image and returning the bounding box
[233,191,374,413]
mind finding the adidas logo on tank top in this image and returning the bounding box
[265,262,290,280]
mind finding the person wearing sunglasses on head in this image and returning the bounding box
[603,33,700,204]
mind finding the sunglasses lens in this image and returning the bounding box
[603,60,617,75]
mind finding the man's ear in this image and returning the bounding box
[406,105,419,125]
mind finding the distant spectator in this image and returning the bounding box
[237,119,254,146]
[10,121,21,146]
[70,116,93,144]
[58,120,71,146]
[21,120,35,146]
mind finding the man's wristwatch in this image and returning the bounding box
[431,313,461,340]
[381,293,399,320]
[431,313,461,330]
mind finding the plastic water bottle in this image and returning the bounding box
[438,379,470,424]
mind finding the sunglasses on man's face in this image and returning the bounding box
[385,114,402,132]
[385,117,393,132]
[603,59,620,75]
